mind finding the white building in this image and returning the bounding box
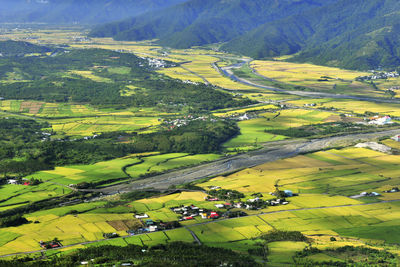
[392,135,400,142]
[368,116,393,125]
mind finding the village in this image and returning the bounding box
[162,115,219,130]
[99,188,297,238]
[356,70,399,81]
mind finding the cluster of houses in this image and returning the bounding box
[136,56,176,69]
[163,115,217,130]
[357,71,399,81]
[205,190,294,210]
[368,116,393,126]
[230,197,289,210]
[171,205,222,220]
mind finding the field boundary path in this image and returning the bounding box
[1,198,399,259]
[185,226,202,245]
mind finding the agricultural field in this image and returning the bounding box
[1,146,400,261]
[250,60,382,97]
[0,211,142,255]
[26,153,220,186]
[223,108,340,149]
[0,100,166,137]
[286,98,400,117]
[199,146,400,198]
[0,182,72,212]
[0,27,88,45]
[213,103,278,117]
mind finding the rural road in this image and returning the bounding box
[2,197,399,259]
[89,128,400,194]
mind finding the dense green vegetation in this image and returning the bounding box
[208,189,244,200]
[294,246,398,266]
[133,120,239,154]
[260,230,308,243]
[0,242,259,266]
[0,214,28,228]
[90,0,335,48]
[267,122,398,138]
[0,40,51,56]
[0,118,237,178]
[223,0,400,70]
[0,48,251,110]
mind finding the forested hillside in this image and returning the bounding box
[0,40,52,56]
[223,0,400,70]
[89,0,335,48]
[0,0,187,24]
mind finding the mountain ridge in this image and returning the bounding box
[89,0,336,48]
[0,0,187,24]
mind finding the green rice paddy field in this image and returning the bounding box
[1,145,399,265]
[0,100,165,137]
[223,108,339,149]
[25,153,220,186]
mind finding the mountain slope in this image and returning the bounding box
[222,0,400,70]
[0,0,187,24]
[89,0,337,48]
[0,40,52,56]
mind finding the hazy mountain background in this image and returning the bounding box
[0,0,187,24]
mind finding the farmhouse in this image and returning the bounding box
[147,225,158,232]
[208,212,219,219]
[7,179,18,185]
[392,135,400,142]
[39,240,62,249]
[368,116,393,125]
[135,214,149,219]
